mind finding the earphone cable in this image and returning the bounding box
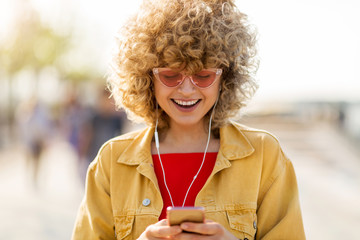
[155,104,175,207]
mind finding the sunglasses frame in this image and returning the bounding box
[153,68,222,89]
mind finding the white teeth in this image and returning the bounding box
[173,99,199,106]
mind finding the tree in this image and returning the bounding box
[0,3,71,139]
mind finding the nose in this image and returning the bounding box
[178,76,196,94]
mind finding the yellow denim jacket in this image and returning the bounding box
[72,122,306,240]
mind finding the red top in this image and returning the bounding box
[152,152,217,220]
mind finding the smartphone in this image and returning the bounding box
[167,206,205,226]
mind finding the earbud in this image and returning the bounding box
[155,131,159,148]
[155,102,160,149]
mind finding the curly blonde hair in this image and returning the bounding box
[108,0,258,130]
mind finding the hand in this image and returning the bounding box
[174,220,238,240]
[137,219,182,239]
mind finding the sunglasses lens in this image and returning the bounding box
[156,69,219,88]
[158,70,183,87]
[192,70,217,88]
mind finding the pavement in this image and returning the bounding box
[0,139,84,240]
[0,117,360,239]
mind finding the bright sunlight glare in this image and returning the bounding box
[1,0,360,102]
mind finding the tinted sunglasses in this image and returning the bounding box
[153,68,222,88]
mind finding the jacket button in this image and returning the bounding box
[253,220,257,229]
[142,198,151,206]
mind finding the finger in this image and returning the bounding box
[180,222,222,235]
[147,224,182,238]
[173,231,211,240]
[156,219,169,226]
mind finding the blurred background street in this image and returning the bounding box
[1,0,360,239]
[1,110,360,239]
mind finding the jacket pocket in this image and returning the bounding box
[226,208,257,239]
[114,215,134,240]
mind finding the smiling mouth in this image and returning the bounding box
[172,99,200,108]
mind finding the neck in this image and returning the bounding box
[153,119,219,154]
[169,120,208,141]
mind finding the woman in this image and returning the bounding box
[72,0,306,239]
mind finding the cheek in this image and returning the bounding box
[154,81,163,100]
[205,85,221,102]
[154,82,170,104]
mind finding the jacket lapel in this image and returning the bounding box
[211,122,255,176]
[116,127,160,192]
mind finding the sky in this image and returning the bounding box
[239,0,360,102]
[1,0,359,103]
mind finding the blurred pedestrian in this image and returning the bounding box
[16,96,53,189]
[72,0,305,239]
[78,88,126,182]
[59,87,91,162]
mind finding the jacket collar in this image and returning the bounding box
[116,127,155,165]
[219,121,254,160]
[116,121,254,165]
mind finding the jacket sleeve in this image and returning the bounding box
[71,151,115,240]
[256,149,306,240]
